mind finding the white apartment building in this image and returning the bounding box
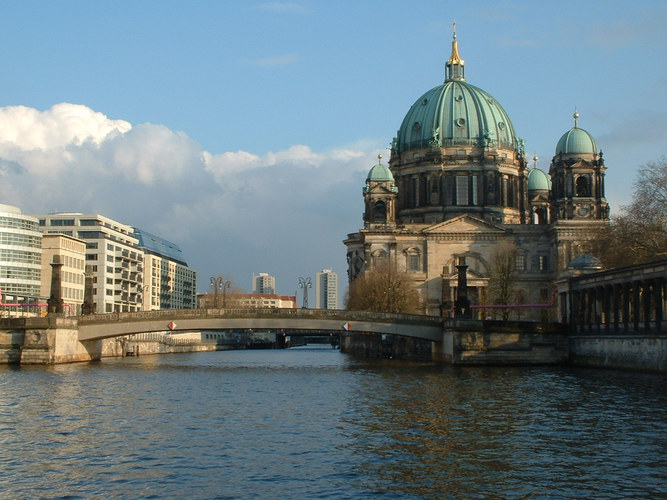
[252,272,276,295]
[37,213,143,313]
[133,228,197,310]
[315,269,338,309]
[36,214,198,313]
[199,293,296,309]
[0,204,42,317]
[40,234,86,315]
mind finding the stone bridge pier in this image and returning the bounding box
[0,317,100,364]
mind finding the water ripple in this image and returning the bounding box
[0,349,665,498]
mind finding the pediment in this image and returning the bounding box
[423,215,506,234]
[366,184,396,195]
[531,194,550,203]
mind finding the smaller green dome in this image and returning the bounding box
[556,111,598,155]
[556,127,598,155]
[568,254,603,272]
[527,167,551,191]
[366,158,394,182]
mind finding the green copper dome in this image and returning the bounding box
[395,80,519,153]
[366,160,394,182]
[527,167,551,191]
[555,113,598,155]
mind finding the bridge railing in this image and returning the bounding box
[77,307,444,326]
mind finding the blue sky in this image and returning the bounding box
[0,1,665,299]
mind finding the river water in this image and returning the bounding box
[0,346,665,499]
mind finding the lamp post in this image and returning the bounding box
[298,276,312,308]
[210,276,231,308]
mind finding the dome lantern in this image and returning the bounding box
[445,21,465,82]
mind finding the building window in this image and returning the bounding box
[405,248,421,272]
[444,175,454,205]
[538,255,548,271]
[50,219,74,226]
[374,201,387,222]
[471,175,478,206]
[576,176,590,197]
[515,254,525,271]
[456,176,468,205]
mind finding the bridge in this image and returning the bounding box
[77,308,445,342]
[3,293,663,370]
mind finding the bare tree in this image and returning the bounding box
[487,240,518,320]
[204,275,245,308]
[345,262,421,314]
[585,156,667,268]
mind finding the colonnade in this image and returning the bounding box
[559,261,666,334]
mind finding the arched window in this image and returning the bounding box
[371,249,389,267]
[374,201,387,222]
[576,176,589,197]
[405,247,421,272]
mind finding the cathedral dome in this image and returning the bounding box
[555,113,598,155]
[394,31,518,154]
[527,167,551,191]
[395,81,518,153]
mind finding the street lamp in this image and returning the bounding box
[210,276,231,308]
[298,276,312,308]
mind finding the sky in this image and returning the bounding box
[0,0,665,301]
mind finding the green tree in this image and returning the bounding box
[345,262,421,314]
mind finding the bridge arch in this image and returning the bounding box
[77,308,444,342]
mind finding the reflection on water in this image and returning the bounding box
[0,347,665,498]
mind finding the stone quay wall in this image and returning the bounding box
[569,335,666,372]
[342,319,570,365]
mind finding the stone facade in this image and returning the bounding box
[344,34,609,319]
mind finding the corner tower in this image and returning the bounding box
[389,24,528,225]
[363,154,398,228]
[549,112,609,222]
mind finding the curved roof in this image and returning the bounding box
[555,126,598,155]
[527,167,551,191]
[568,254,603,271]
[366,161,394,182]
[395,81,518,153]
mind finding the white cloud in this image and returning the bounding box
[0,103,130,151]
[0,103,373,293]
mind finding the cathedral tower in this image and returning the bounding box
[549,112,609,222]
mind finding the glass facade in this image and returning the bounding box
[0,204,43,315]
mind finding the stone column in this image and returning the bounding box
[47,256,64,316]
[81,265,95,315]
[455,262,471,319]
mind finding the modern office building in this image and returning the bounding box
[315,269,338,309]
[40,233,86,315]
[0,204,42,316]
[36,213,143,313]
[252,272,276,295]
[35,213,197,313]
[134,228,197,310]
